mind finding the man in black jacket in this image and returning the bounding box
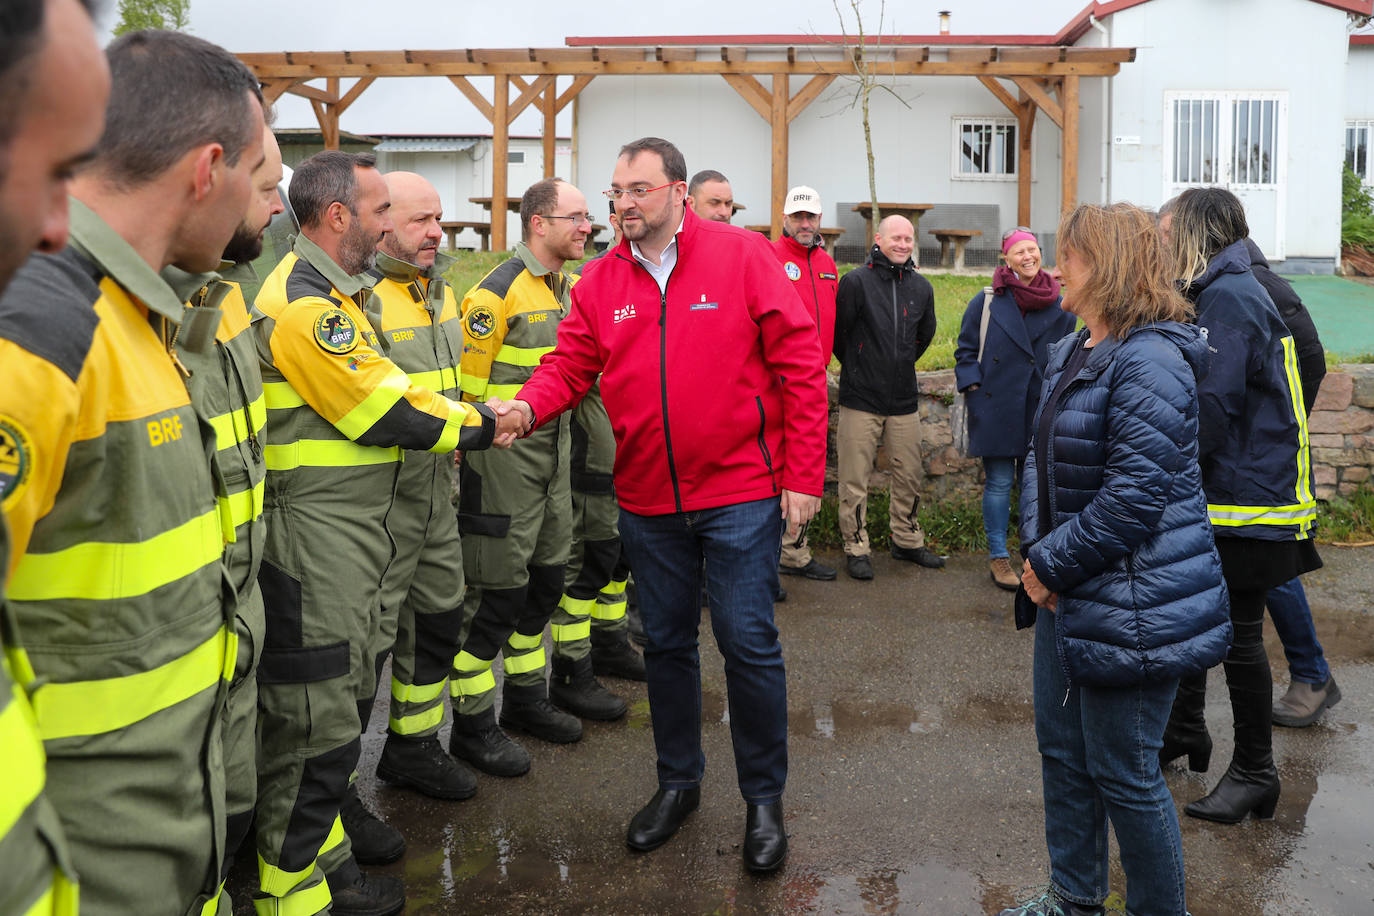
[833,214,943,579]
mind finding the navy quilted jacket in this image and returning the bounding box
[1019,321,1232,687]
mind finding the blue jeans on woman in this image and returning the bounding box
[983,456,1017,558]
[617,496,787,804]
[1032,607,1188,916]
[1266,577,1330,685]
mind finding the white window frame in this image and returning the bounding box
[1162,91,1287,190]
[951,116,1019,181]
[1348,120,1374,186]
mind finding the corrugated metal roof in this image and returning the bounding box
[374,138,480,153]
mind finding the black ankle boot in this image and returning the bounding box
[339,785,405,865]
[449,706,530,777]
[500,681,583,743]
[325,857,405,916]
[743,802,787,872]
[1184,763,1280,823]
[591,628,647,681]
[550,655,627,721]
[1160,673,1212,772]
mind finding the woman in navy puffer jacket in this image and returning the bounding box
[999,204,1231,916]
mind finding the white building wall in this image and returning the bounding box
[1349,45,1374,118]
[1102,0,1348,265]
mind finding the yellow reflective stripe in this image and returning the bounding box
[21,872,78,916]
[459,376,488,399]
[262,381,306,410]
[0,691,45,838]
[1281,336,1314,522]
[257,856,313,898]
[494,343,554,368]
[453,650,492,675]
[591,599,628,622]
[557,594,596,617]
[198,883,226,916]
[601,578,628,596]
[434,403,477,453]
[320,815,345,855]
[389,704,445,736]
[335,371,409,441]
[206,394,267,452]
[408,367,460,393]
[506,631,542,651]
[9,509,221,602]
[503,645,545,675]
[6,646,36,686]
[451,668,495,698]
[482,383,524,401]
[264,440,401,471]
[31,625,232,742]
[253,879,330,916]
[391,675,446,705]
[1207,502,1318,528]
[550,620,591,643]
[218,479,266,543]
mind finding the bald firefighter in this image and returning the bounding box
[251,151,513,916]
[451,178,625,779]
[365,171,481,800]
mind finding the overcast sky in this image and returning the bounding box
[94,0,1096,135]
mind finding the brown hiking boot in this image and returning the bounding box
[1272,676,1341,728]
[989,556,1020,591]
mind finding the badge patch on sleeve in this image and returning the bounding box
[784,261,802,281]
[466,304,496,340]
[314,308,358,354]
[0,415,33,509]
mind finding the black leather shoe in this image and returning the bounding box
[743,802,787,872]
[774,585,787,602]
[325,859,405,916]
[376,733,478,800]
[846,555,874,580]
[891,545,946,568]
[339,785,405,865]
[626,787,700,851]
[779,559,838,581]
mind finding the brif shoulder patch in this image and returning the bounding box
[784,261,802,281]
[314,308,358,354]
[466,304,496,340]
[0,415,33,510]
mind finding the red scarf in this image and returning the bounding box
[993,265,1060,315]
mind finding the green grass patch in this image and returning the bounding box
[1316,484,1374,544]
[808,487,1012,555]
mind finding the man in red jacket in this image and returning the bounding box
[771,185,839,582]
[505,137,826,873]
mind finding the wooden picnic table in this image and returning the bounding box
[850,202,934,245]
[469,196,522,214]
[745,225,846,251]
[439,220,492,251]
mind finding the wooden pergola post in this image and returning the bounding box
[1059,74,1080,215]
[770,73,788,239]
[542,81,557,178]
[491,75,509,251]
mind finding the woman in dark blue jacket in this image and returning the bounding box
[954,227,1076,591]
[1161,188,1320,825]
[1001,204,1230,916]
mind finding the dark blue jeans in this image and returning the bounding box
[618,496,787,804]
[1266,577,1330,685]
[1032,607,1187,916]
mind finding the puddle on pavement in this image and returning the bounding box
[795,698,946,739]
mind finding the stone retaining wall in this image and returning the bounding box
[825,365,1374,504]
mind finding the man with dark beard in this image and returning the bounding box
[161,120,284,903]
[249,151,515,916]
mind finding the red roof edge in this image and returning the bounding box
[1314,0,1374,13]
[565,33,1063,47]
[1354,34,1374,44]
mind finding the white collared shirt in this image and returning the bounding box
[629,216,685,294]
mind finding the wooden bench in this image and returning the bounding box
[745,224,846,252]
[439,220,492,251]
[929,229,982,270]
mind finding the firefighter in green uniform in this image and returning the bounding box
[251,151,511,916]
[0,30,265,916]
[562,211,646,682]
[364,171,482,800]
[451,177,626,778]
[163,123,286,897]
[0,4,106,911]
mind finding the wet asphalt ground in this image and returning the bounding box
[230,546,1374,915]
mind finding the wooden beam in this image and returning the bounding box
[505,74,554,125]
[491,74,509,251]
[309,98,340,150]
[721,73,771,121]
[449,75,494,123]
[1012,76,1063,128]
[787,74,835,122]
[1065,46,1137,64]
[657,47,697,62]
[976,75,1021,118]
[260,79,299,106]
[542,80,556,179]
[1060,74,1079,216]
[509,74,529,92]
[285,81,337,105]
[336,77,375,114]
[947,47,996,64]
[554,75,594,113]
[770,72,788,239]
[996,47,1067,64]
[894,47,930,63]
[1017,91,1035,228]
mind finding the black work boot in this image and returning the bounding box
[325,856,405,916]
[376,732,477,801]
[500,680,583,743]
[339,784,405,866]
[449,707,530,777]
[1160,673,1213,772]
[591,628,647,681]
[551,655,628,720]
